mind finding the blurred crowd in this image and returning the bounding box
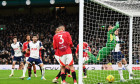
[0,10,79,64]
[0,10,140,65]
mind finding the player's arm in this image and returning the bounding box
[110,22,119,33]
[75,45,79,59]
[22,43,26,54]
[39,42,45,50]
[26,44,30,53]
[19,42,23,50]
[11,46,14,59]
[67,32,73,47]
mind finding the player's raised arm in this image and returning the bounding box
[110,21,120,33]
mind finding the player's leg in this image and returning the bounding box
[65,65,72,77]
[122,58,136,77]
[66,54,77,84]
[86,44,115,63]
[20,57,32,79]
[59,55,68,84]
[9,60,16,77]
[32,62,37,77]
[83,64,87,78]
[36,58,46,80]
[28,63,32,78]
[52,55,61,83]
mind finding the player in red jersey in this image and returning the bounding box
[52,28,72,84]
[75,42,91,78]
[53,25,77,84]
[21,34,37,78]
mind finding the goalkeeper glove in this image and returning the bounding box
[115,21,119,28]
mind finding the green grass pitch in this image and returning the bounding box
[0,70,139,84]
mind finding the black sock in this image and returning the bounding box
[65,68,70,74]
[28,64,32,77]
[56,71,61,79]
[83,68,87,76]
[71,71,77,81]
[61,72,66,82]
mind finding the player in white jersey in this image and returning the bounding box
[111,29,136,82]
[21,34,46,80]
[9,36,24,77]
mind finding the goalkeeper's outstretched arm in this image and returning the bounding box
[85,22,120,64]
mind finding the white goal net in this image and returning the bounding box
[79,0,140,84]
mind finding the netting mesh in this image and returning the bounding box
[83,0,140,84]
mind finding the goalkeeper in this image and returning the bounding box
[85,22,119,63]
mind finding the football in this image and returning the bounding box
[106,75,115,83]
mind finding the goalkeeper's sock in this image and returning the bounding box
[124,64,132,74]
[28,64,32,77]
[83,66,87,76]
[71,70,77,82]
[118,67,124,80]
[56,71,61,79]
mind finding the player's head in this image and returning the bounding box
[26,34,30,41]
[55,28,59,34]
[107,25,114,31]
[13,36,17,43]
[32,34,38,42]
[114,29,119,35]
[58,25,65,31]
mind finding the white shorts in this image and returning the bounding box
[58,54,74,66]
[83,57,89,64]
[54,55,60,64]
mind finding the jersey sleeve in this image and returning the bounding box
[53,36,57,49]
[22,43,26,51]
[39,42,43,48]
[67,32,73,47]
[27,43,30,49]
[11,46,14,56]
[19,42,23,50]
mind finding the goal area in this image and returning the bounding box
[78,0,140,84]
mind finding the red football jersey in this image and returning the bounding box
[53,31,73,56]
[23,41,30,57]
[75,42,91,57]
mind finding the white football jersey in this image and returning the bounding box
[113,36,121,52]
[11,42,23,57]
[28,41,43,59]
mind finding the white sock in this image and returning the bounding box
[124,64,132,74]
[23,63,28,77]
[41,66,45,77]
[118,67,124,80]
[11,68,14,74]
